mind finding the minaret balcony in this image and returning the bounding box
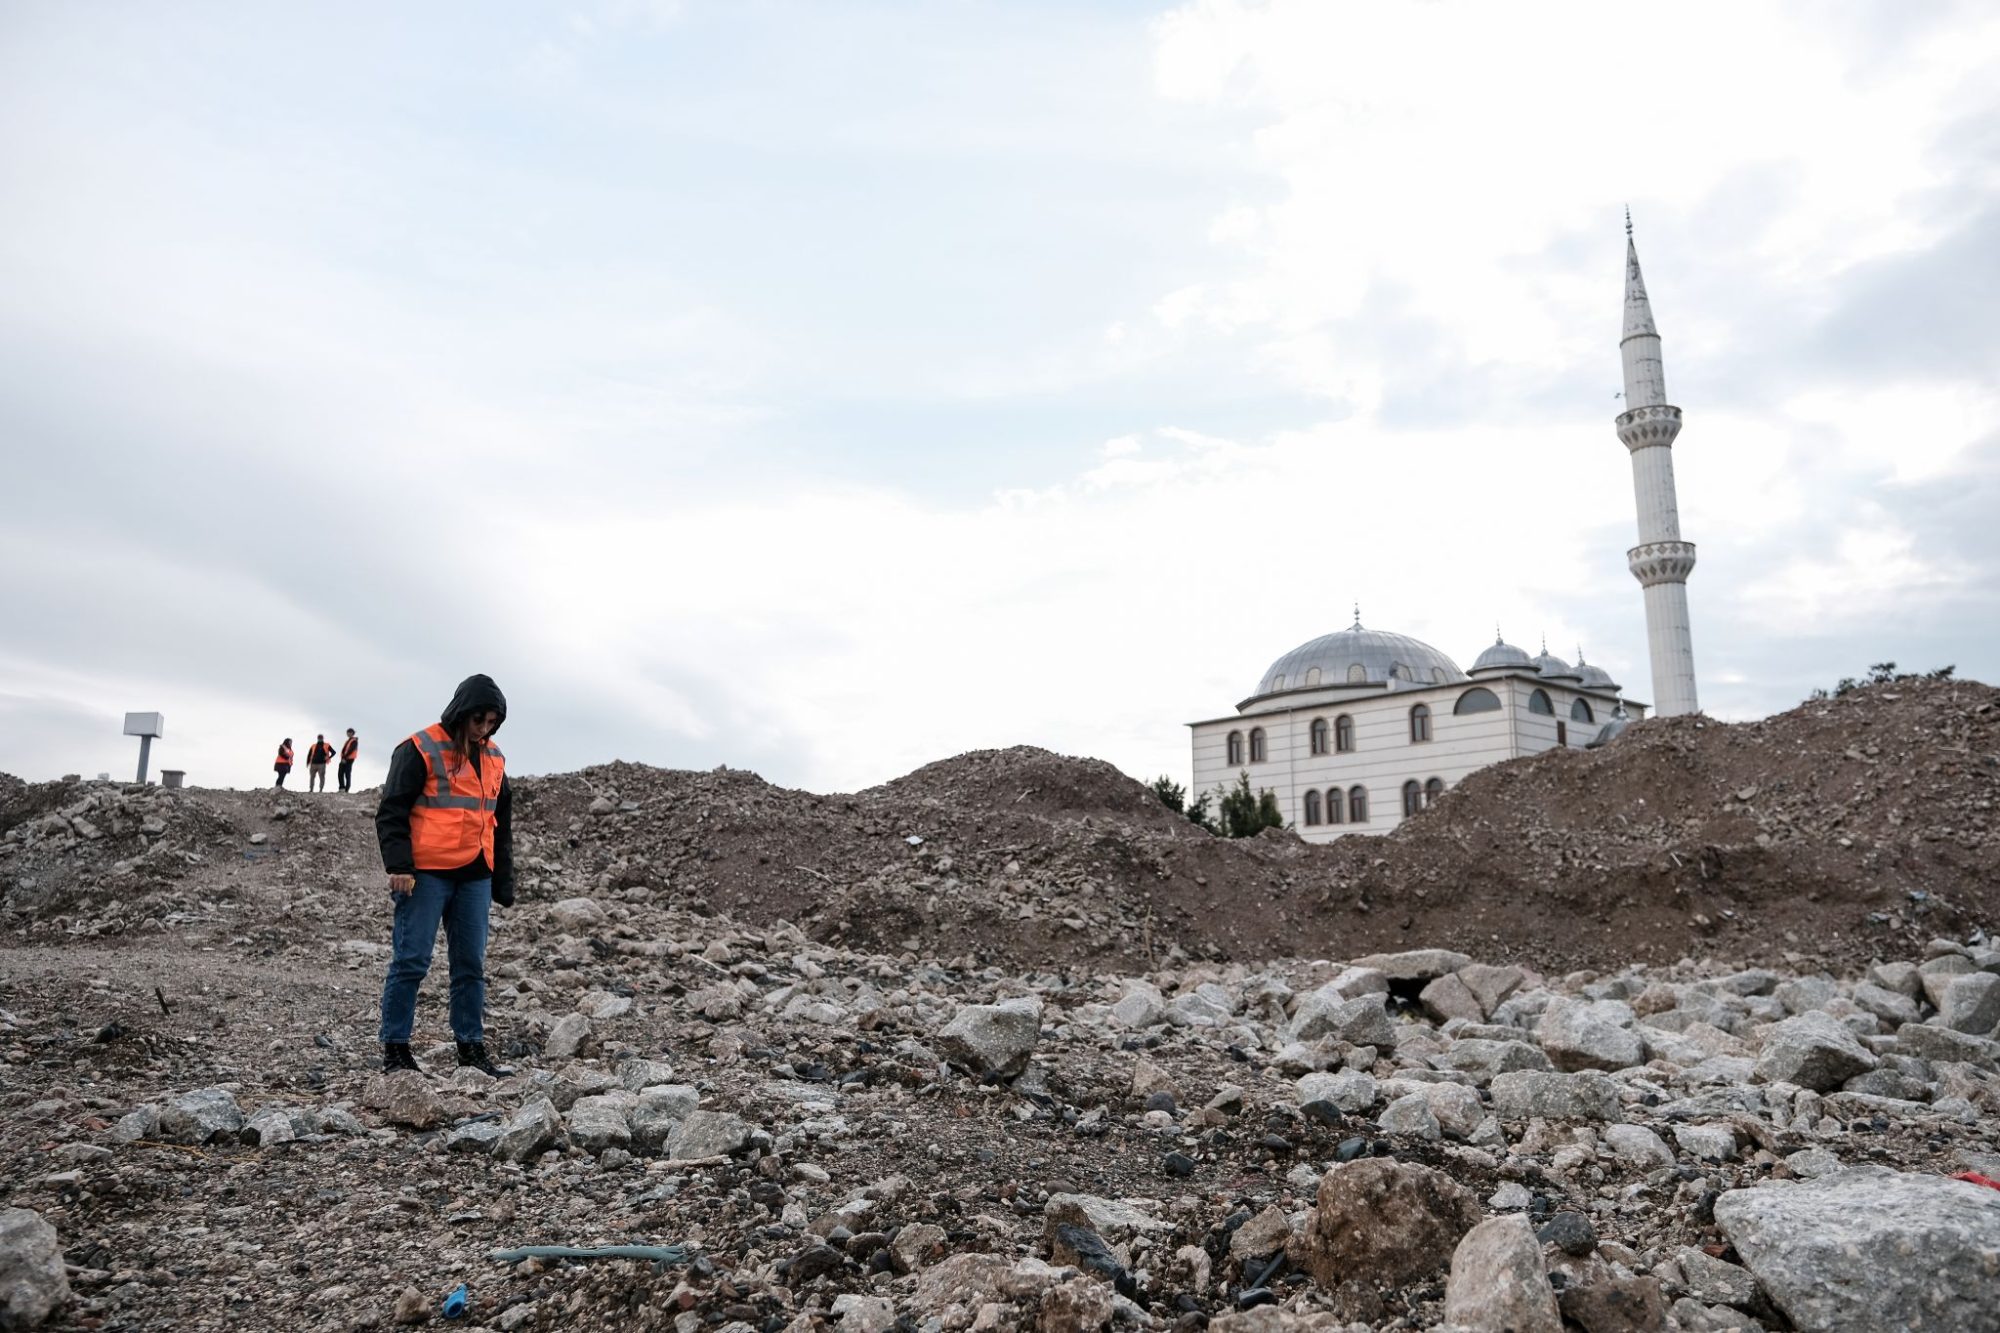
[1627,540,1697,587]
[1616,403,1682,451]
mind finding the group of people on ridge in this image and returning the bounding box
[272,729,360,792]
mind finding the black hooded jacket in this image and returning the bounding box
[375,675,515,905]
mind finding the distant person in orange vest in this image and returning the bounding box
[374,675,514,1077]
[338,728,359,792]
[274,738,294,788]
[306,734,336,791]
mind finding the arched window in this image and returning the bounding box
[1410,703,1432,743]
[1402,780,1422,816]
[1431,667,1448,683]
[1303,789,1322,825]
[1309,717,1329,755]
[1425,777,1444,806]
[1528,689,1555,716]
[1334,715,1354,752]
[1346,663,1367,683]
[1270,674,1286,692]
[1226,731,1243,766]
[1348,786,1369,823]
[1249,727,1267,763]
[1571,698,1594,723]
[1304,667,1322,687]
[1391,662,1412,682]
[1326,788,1344,824]
[1454,687,1502,715]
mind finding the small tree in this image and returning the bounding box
[1153,774,1220,834]
[1812,662,1956,701]
[1216,771,1287,838]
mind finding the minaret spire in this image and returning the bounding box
[1616,215,1699,716]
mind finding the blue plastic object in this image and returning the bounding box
[442,1283,468,1319]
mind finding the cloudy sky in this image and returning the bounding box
[3,0,1997,795]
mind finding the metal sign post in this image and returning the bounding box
[123,712,164,783]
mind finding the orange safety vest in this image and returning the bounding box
[276,743,293,767]
[406,723,505,872]
[340,736,358,762]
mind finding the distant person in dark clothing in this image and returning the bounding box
[274,738,294,788]
[306,734,335,791]
[338,729,358,792]
[375,675,515,1078]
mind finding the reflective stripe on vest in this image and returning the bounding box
[406,723,505,870]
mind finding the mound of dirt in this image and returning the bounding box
[1316,677,2000,971]
[5,678,1996,974]
[511,679,2000,973]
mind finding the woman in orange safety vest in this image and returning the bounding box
[373,675,514,1077]
[273,739,293,789]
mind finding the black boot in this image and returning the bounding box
[382,1042,422,1073]
[456,1041,512,1077]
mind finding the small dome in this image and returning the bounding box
[1575,653,1619,691]
[1251,620,1466,700]
[1470,633,1532,674]
[1587,703,1635,749]
[1531,647,1582,683]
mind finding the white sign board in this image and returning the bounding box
[123,712,164,738]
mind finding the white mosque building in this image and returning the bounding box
[1186,219,1698,842]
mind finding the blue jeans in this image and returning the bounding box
[378,872,490,1044]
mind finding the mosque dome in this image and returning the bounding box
[1575,653,1619,691]
[1530,647,1582,683]
[1251,618,1467,699]
[1469,634,1533,674]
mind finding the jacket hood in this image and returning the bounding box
[441,674,508,734]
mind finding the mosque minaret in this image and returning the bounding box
[1617,212,1701,716]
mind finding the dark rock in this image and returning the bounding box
[1537,1212,1597,1257]
[785,1244,847,1283]
[1334,1136,1370,1163]
[1163,1151,1196,1178]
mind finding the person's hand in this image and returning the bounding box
[389,874,416,896]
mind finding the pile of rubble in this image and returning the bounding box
[5,880,2000,1330]
[0,779,239,926]
[4,679,1997,975]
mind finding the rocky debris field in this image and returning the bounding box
[1,676,1998,1330]
[4,679,1998,975]
[5,890,2000,1331]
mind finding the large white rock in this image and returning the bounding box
[157,1087,244,1144]
[1289,992,1395,1048]
[1111,982,1166,1029]
[1488,1071,1623,1123]
[1296,1070,1377,1113]
[1442,1214,1561,1332]
[668,1109,754,1159]
[1936,972,2000,1035]
[1753,1011,1879,1091]
[566,1094,635,1153]
[544,1012,593,1061]
[1715,1167,2000,1331]
[1536,997,1644,1073]
[1603,1123,1674,1170]
[936,997,1042,1077]
[494,1096,564,1163]
[0,1207,69,1329]
[547,897,605,929]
